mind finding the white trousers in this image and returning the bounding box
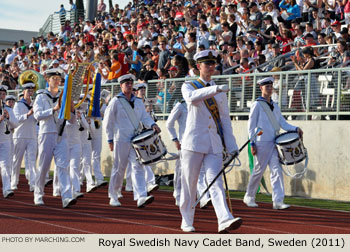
[125,162,132,189]
[173,151,210,204]
[125,163,156,195]
[0,141,12,196]
[53,143,82,194]
[91,135,104,182]
[80,139,95,189]
[245,142,285,204]
[109,141,147,201]
[180,149,234,230]
[11,138,37,188]
[35,133,72,202]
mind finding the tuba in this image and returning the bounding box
[19,70,46,91]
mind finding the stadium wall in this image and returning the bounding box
[0,28,38,50]
[99,120,350,202]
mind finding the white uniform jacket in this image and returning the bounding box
[166,101,188,142]
[33,90,75,136]
[181,79,238,154]
[248,98,297,143]
[104,93,155,143]
[13,100,37,139]
[0,105,18,143]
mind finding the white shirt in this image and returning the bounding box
[166,101,188,142]
[181,79,238,154]
[0,105,18,143]
[104,94,155,143]
[33,89,75,136]
[13,100,37,139]
[248,99,297,144]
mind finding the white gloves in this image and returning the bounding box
[217,85,230,92]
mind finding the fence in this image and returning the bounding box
[39,10,85,36]
[144,67,350,120]
[9,67,350,120]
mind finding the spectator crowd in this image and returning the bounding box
[1,0,350,97]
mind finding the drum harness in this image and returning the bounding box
[258,99,308,179]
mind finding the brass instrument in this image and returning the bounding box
[19,70,46,91]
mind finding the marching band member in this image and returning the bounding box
[89,96,107,188]
[5,95,18,182]
[244,77,303,210]
[11,83,37,192]
[166,99,211,208]
[134,83,159,194]
[0,85,18,198]
[104,74,160,208]
[79,95,98,193]
[33,68,77,208]
[180,50,242,233]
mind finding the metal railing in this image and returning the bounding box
[145,67,350,120]
[39,10,85,36]
[9,67,350,120]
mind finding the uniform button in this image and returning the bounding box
[208,125,211,129]
[209,116,211,119]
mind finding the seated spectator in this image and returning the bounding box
[107,53,121,82]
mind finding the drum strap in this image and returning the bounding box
[258,100,280,135]
[190,79,226,149]
[117,96,142,133]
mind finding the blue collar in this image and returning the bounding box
[257,96,272,103]
[117,92,136,102]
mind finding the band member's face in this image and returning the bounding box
[25,88,34,98]
[48,75,62,87]
[121,81,134,94]
[6,100,15,108]
[136,87,146,98]
[260,84,273,97]
[198,61,215,75]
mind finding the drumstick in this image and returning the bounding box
[193,127,263,209]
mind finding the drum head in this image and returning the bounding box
[131,129,155,143]
[275,131,299,145]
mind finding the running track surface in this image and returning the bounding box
[1,175,349,234]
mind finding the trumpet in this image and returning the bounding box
[0,100,10,135]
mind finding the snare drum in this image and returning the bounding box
[275,131,307,165]
[131,129,167,165]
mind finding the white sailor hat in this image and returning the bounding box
[22,82,36,89]
[134,83,147,90]
[0,84,8,92]
[193,50,218,63]
[18,92,24,99]
[5,95,16,101]
[118,74,136,84]
[80,94,91,101]
[257,77,274,86]
[45,68,64,78]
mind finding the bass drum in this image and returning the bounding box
[131,129,167,165]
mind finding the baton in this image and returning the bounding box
[192,127,263,209]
